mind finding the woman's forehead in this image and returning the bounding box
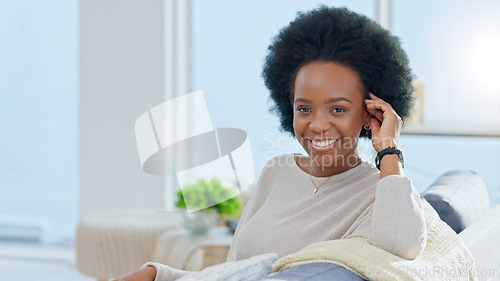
[293,61,365,101]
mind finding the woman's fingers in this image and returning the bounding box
[365,95,400,125]
[365,99,394,113]
[365,104,384,121]
[369,92,380,100]
[365,93,403,152]
[370,116,381,133]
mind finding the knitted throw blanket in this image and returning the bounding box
[272,216,477,281]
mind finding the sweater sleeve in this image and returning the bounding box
[370,175,427,260]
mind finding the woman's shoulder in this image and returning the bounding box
[355,161,380,182]
[262,153,297,171]
[359,160,379,176]
[256,154,299,185]
[242,154,296,212]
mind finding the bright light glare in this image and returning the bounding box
[466,31,500,93]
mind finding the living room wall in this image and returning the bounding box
[79,0,167,215]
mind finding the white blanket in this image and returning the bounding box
[272,216,477,281]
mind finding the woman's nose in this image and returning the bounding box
[309,112,330,133]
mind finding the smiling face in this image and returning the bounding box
[293,61,370,175]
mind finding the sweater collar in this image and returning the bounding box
[290,153,377,183]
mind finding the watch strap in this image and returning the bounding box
[375,146,404,169]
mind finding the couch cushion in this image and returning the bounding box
[264,263,365,281]
[422,170,489,233]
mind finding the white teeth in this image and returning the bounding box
[311,139,337,147]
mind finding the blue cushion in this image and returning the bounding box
[262,263,365,281]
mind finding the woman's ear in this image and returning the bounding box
[362,107,372,127]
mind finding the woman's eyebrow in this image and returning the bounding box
[294,97,352,104]
[294,97,312,103]
[325,97,352,104]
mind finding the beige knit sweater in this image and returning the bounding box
[226,153,427,261]
[146,153,427,280]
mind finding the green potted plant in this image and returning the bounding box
[175,178,241,234]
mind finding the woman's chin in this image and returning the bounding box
[309,153,336,167]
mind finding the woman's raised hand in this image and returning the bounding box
[364,93,403,152]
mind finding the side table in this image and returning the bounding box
[152,226,233,271]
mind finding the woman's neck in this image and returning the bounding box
[294,152,362,177]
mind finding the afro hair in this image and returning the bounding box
[262,6,415,138]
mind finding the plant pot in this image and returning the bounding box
[180,209,220,235]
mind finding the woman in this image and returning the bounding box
[116,6,427,281]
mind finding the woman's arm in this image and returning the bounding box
[365,93,427,259]
[370,176,427,259]
[365,92,404,179]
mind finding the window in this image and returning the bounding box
[393,0,500,205]
[393,0,500,124]
[0,0,79,245]
[190,0,500,207]
[191,0,375,174]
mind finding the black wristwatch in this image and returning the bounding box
[375,146,404,170]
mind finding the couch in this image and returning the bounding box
[264,170,500,281]
[75,170,500,281]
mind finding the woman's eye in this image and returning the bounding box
[297,106,311,113]
[331,107,346,113]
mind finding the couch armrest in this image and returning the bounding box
[459,204,500,281]
[422,170,489,233]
